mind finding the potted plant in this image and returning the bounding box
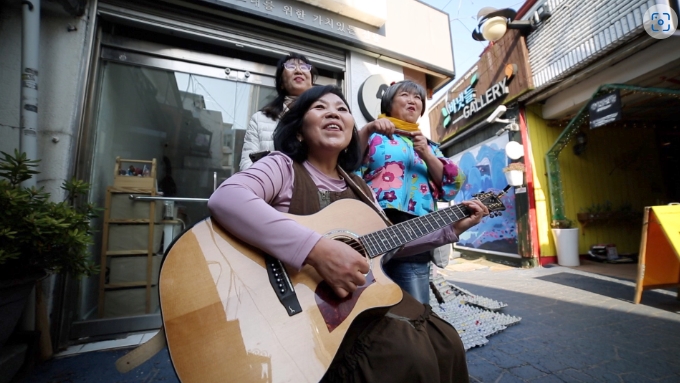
[577,201,641,227]
[550,218,580,267]
[0,150,99,349]
[502,162,525,187]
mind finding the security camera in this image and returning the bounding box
[495,121,520,136]
[486,105,508,124]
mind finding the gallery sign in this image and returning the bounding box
[428,29,534,143]
[441,65,515,127]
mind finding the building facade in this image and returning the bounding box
[427,0,680,269]
[0,0,456,348]
[519,0,680,265]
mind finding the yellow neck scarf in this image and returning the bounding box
[378,114,420,133]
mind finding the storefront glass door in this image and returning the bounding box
[71,50,278,339]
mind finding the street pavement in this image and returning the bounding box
[19,261,680,383]
[442,262,680,383]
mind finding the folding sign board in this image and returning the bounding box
[634,205,680,304]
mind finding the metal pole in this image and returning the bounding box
[20,0,41,189]
[129,195,209,203]
[19,0,41,332]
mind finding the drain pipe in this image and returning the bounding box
[20,0,41,333]
[20,0,40,189]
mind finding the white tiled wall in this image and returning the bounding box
[527,0,653,89]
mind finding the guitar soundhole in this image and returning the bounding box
[334,236,367,258]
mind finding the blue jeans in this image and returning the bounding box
[382,260,431,304]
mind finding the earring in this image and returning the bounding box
[343,148,348,153]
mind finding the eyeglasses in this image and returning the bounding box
[283,61,313,72]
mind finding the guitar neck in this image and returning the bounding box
[360,204,471,258]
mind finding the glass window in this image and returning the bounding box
[84,61,276,320]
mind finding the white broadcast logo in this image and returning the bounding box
[644,4,678,39]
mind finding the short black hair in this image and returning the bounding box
[380,80,427,117]
[261,52,319,120]
[274,85,362,172]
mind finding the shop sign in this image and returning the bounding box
[441,70,512,127]
[589,91,622,129]
[206,0,381,43]
[427,29,534,143]
[357,74,391,122]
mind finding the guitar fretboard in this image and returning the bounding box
[360,204,471,258]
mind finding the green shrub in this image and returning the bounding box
[0,150,99,279]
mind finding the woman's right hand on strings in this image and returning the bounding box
[365,117,396,139]
[305,237,369,298]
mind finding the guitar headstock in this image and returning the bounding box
[472,185,511,217]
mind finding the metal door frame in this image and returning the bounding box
[68,33,280,345]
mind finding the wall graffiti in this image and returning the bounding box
[449,134,518,255]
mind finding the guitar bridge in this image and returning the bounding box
[264,254,302,316]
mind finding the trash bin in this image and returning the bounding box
[551,228,580,266]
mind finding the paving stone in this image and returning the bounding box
[633,357,680,380]
[494,339,532,355]
[575,342,618,361]
[509,365,546,380]
[497,372,529,383]
[637,347,680,363]
[555,368,598,382]
[475,349,526,369]
[466,357,505,382]
[530,355,572,374]
[529,374,568,383]
[619,372,656,382]
[653,374,680,383]
[583,366,625,382]
[560,352,598,370]
[597,358,640,374]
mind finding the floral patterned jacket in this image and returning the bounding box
[357,133,465,217]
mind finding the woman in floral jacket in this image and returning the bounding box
[357,80,465,304]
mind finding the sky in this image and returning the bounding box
[419,0,528,99]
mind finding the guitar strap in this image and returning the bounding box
[115,328,166,373]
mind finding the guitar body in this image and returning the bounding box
[159,199,403,383]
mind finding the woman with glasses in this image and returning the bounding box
[239,52,317,170]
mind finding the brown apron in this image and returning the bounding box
[289,162,469,383]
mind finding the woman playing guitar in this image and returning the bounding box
[205,85,489,383]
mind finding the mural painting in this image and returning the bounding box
[450,134,518,255]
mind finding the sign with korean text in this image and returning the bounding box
[428,30,533,143]
[589,90,622,129]
[440,67,513,128]
[205,0,382,44]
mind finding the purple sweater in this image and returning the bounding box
[207,152,458,270]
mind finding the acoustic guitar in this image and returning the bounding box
[159,188,508,382]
